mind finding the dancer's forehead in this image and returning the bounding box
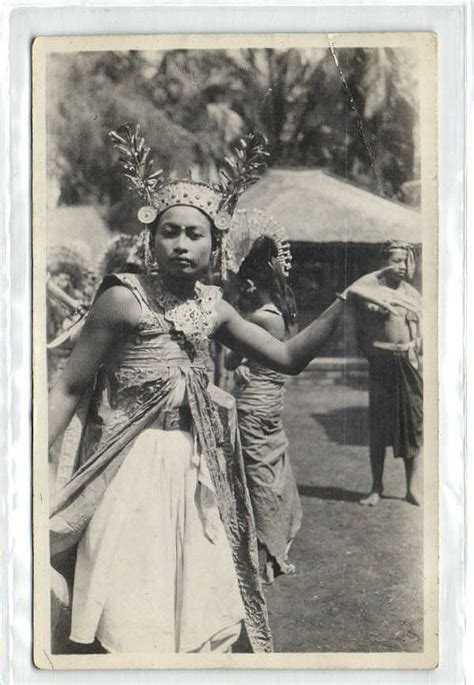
[387,248,408,260]
[157,205,212,231]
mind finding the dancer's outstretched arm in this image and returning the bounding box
[216,268,401,375]
[344,267,422,315]
[216,297,344,375]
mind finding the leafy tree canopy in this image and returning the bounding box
[47,47,420,231]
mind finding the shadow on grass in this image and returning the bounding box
[297,484,365,503]
[298,484,410,504]
[311,406,369,446]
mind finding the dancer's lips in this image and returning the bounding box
[170,257,194,267]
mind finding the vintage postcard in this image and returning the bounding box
[32,32,438,669]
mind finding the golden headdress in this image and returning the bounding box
[226,209,292,278]
[109,124,270,277]
[99,233,143,276]
[47,242,97,293]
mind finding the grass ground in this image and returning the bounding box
[264,375,423,653]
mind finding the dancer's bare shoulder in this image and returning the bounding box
[89,285,142,331]
[247,308,285,340]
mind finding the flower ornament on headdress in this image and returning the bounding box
[109,124,270,277]
[226,208,293,278]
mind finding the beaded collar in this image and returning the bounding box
[145,273,219,346]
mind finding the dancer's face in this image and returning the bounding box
[386,249,408,282]
[53,272,73,292]
[153,206,213,280]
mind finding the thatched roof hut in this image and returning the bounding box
[238,168,421,244]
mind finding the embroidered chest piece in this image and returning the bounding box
[146,275,219,352]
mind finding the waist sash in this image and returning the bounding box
[371,339,420,369]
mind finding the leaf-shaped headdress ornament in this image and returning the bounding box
[216,132,270,214]
[109,123,269,231]
[109,124,166,205]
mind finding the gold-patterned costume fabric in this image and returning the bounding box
[50,273,272,653]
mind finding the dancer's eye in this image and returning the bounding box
[188,229,205,240]
[158,225,179,238]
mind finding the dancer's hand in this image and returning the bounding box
[366,303,385,313]
[345,268,420,315]
[51,566,70,631]
[51,566,69,606]
[234,364,251,386]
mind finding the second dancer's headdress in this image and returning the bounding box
[99,233,143,276]
[226,208,292,278]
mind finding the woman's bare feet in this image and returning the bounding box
[359,492,382,506]
[406,490,421,506]
[261,561,275,585]
[280,561,296,575]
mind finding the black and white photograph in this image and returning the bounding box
[32,32,438,669]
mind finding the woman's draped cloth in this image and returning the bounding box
[50,273,273,653]
[233,306,302,572]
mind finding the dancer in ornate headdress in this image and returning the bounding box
[348,240,423,507]
[47,243,97,355]
[46,243,93,423]
[99,233,143,276]
[225,210,302,584]
[48,124,408,655]
[46,243,98,524]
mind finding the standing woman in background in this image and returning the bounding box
[225,212,303,584]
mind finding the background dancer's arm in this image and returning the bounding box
[226,352,251,386]
[225,350,244,371]
[48,286,140,447]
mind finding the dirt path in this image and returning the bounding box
[264,376,423,653]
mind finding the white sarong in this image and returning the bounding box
[70,426,245,653]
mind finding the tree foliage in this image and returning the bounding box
[47,46,420,231]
